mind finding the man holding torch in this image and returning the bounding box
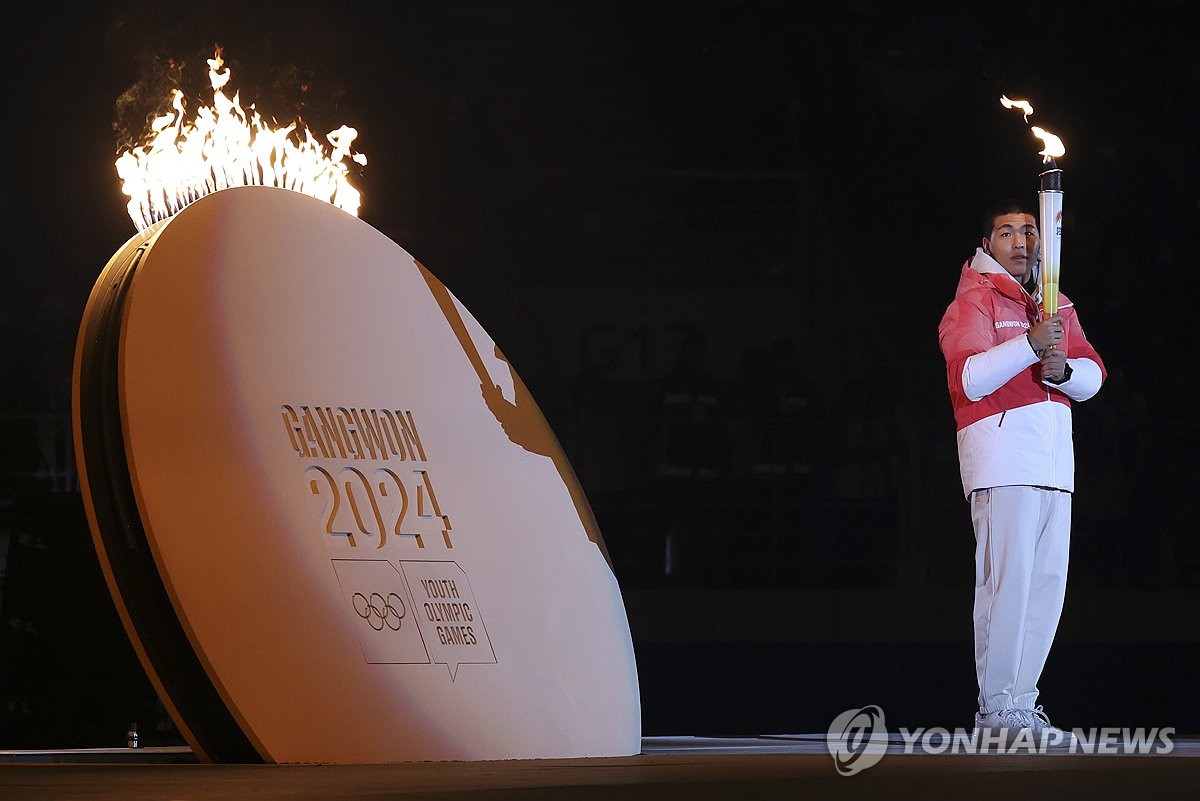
[938,199,1106,747]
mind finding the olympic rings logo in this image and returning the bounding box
[352,592,407,631]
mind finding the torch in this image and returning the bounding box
[1032,126,1065,318]
[1000,96,1066,320]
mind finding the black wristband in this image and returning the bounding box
[1047,362,1073,385]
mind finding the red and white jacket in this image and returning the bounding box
[938,249,1106,497]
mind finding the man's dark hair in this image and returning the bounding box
[983,199,1035,237]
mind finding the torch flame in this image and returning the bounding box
[999,95,1066,164]
[1030,125,1066,163]
[1000,95,1034,122]
[116,47,367,231]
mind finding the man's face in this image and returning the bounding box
[983,212,1039,282]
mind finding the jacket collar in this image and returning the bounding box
[966,247,1041,307]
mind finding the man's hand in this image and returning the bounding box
[1039,347,1069,383]
[1028,314,1064,352]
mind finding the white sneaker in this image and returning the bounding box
[973,708,1030,749]
[974,708,1027,731]
[1023,705,1077,748]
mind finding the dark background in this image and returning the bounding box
[2,1,1198,749]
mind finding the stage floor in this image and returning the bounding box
[2,736,1197,799]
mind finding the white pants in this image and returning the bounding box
[971,485,1071,713]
